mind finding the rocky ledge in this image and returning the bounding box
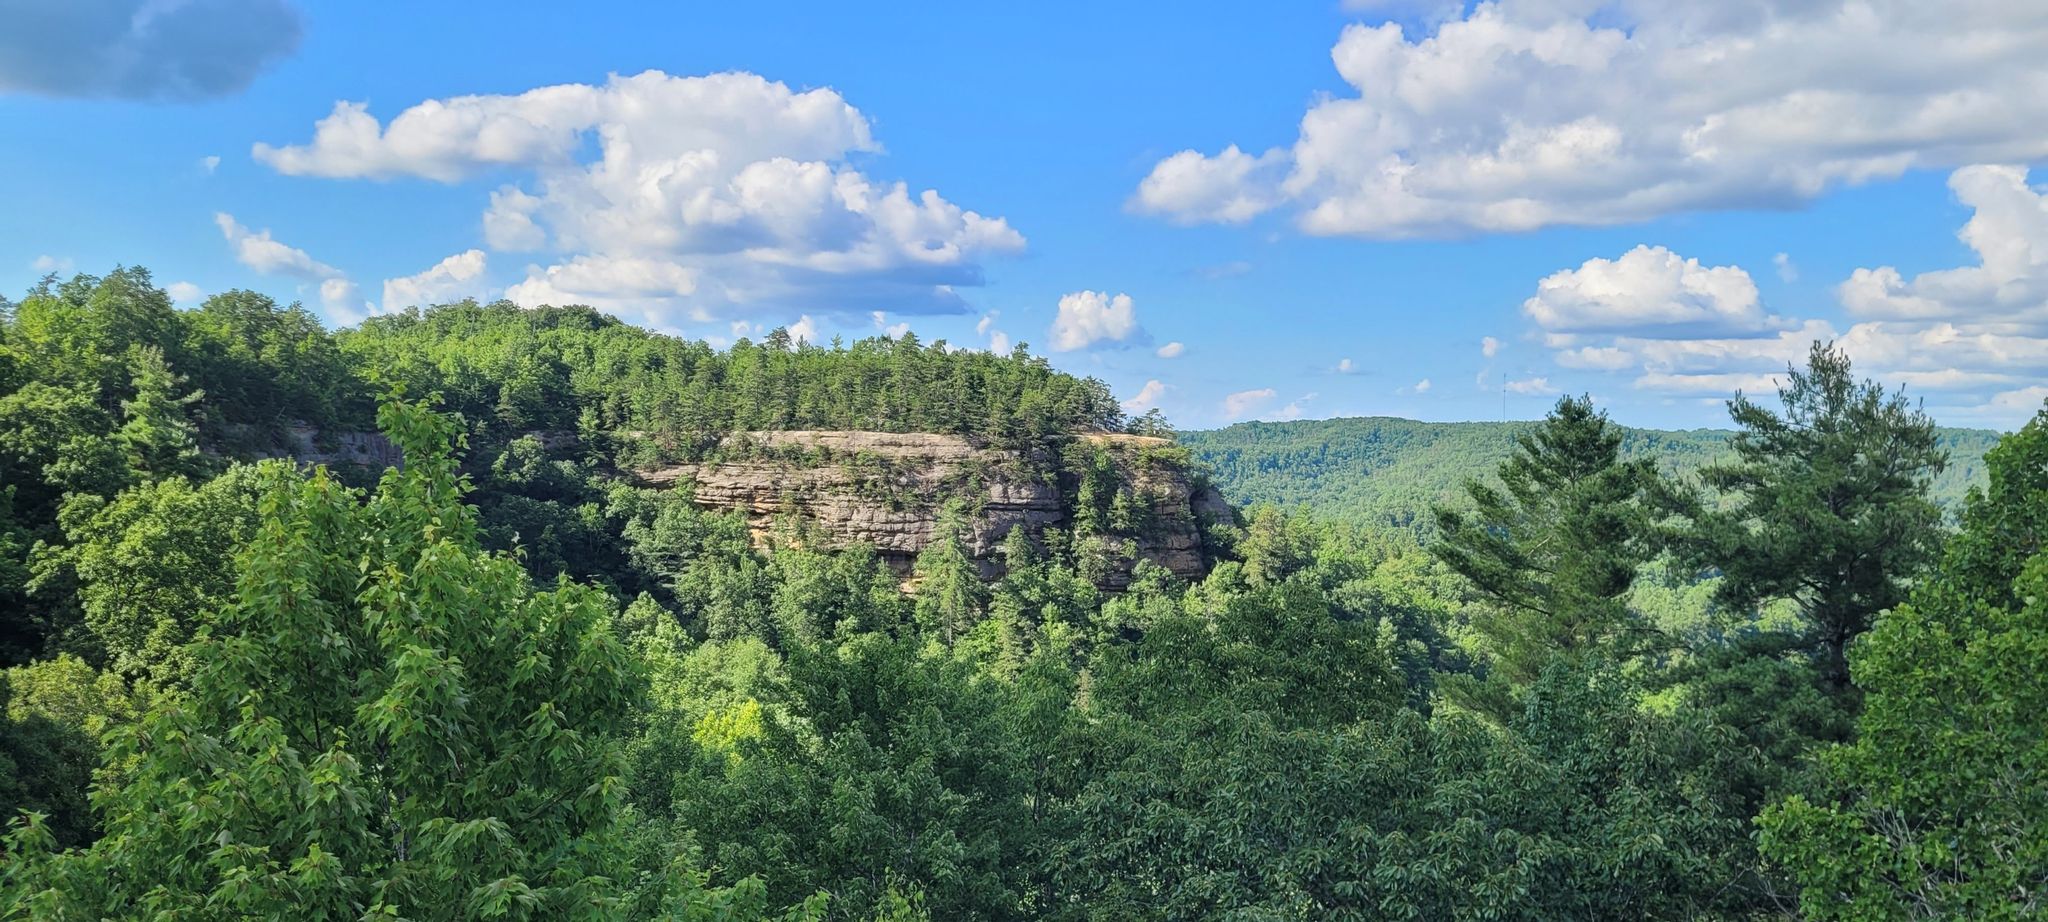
[636,431,1231,589]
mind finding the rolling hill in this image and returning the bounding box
[1180,416,2005,532]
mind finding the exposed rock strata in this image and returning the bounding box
[638,431,1229,588]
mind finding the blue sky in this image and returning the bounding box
[4,0,2045,430]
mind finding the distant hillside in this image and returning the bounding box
[1180,416,2004,532]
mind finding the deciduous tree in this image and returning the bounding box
[3,400,644,919]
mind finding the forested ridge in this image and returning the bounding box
[1182,416,2003,532]
[1,268,2044,919]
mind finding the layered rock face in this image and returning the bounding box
[217,424,404,468]
[637,431,1230,588]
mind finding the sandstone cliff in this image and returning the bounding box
[636,430,1232,588]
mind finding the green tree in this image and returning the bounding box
[1126,407,1175,439]
[183,289,363,431]
[116,345,206,480]
[1070,586,1760,920]
[0,383,131,662]
[666,634,1034,921]
[965,527,1100,671]
[1432,395,1661,683]
[0,383,129,527]
[1,399,644,919]
[0,489,33,663]
[1673,342,1947,693]
[29,464,267,685]
[769,544,907,646]
[612,484,776,643]
[472,435,633,588]
[0,655,133,849]
[912,504,985,644]
[1237,505,1315,587]
[1759,405,2048,919]
[3,267,183,398]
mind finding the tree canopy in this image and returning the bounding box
[1759,407,2048,919]
[1,266,2041,920]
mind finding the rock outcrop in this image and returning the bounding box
[637,431,1230,588]
[215,424,405,468]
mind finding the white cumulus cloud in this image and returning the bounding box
[1525,245,1778,337]
[1123,379,1170,414]
[382,249,487,310]
[1050,290,1143,351]
[1156,341,1186,359]
[1519,179,2048,426]
[166,281,204,303]
[1277,392,1318,420]
[1554,345,1636,371]
[1137,2,2048,237]
[1838,165,2048,328]
[216,212,343,280]
[255,70,1025,324]
[215,212,366,321]
[1481,336,1501,358]
[1131,145,1287,224]
[319,279,366,324]
[1222,387,1279,420]
[1988,385,2048,414]
[870,311,912,339]
[504,255,698,312]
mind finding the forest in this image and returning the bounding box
[1181,417,2004,534]
[1,267,2044,920]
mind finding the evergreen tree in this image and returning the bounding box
[913,504,985,645]
[116,346,205,480]
[1126,407,1175,439]
[1759,405,2048,918]
[1432,395,1661,682]
[1673,342,1946,693]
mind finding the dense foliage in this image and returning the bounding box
[340,301,1124,455]
[1664,343,1950,694]
[1182,414,2001,534]
[5,402,647,918]
[2,268,2043,919]
[0,271,1126,666]
[1433,396,1661,685]
[1759,411,2048,919]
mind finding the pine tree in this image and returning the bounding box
[1759,405,2048,918]
[913,503,985,645]
[1432,395,1661,683]
[117,345,203,480]
[1127,408,1175,439]
[1674,342,1946,693]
